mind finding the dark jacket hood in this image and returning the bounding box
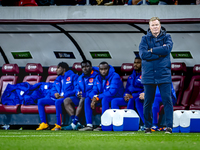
[104,65,115,80]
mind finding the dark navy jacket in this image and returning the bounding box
[139,27,173,84]
[124,70,144,100]
[50,70,79,99]
[76,67,100,98]
[89,65,124,99]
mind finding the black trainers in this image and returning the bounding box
[145,128,152,134]
[165,127,172,134]
[93,126,102,131]
[79,126,93,131]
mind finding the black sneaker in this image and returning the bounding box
[145,128,152,134]
[79,126,93,131]
[165,127,172,134]
[93,126,102,131]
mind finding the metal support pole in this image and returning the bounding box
[86,0,90,5]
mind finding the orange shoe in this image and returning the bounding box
[51,124,61,131]
[36,122,49,130]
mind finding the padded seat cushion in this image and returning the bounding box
[0,104,20,114]
[21,105,38,114]
[173,105,186,111]
[21,105,56,114]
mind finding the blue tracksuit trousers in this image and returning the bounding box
[111,97,144,124]
[84,96,114,125]
[38,97,65,126]
[111,98,134,110]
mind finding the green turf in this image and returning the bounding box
[0,130,200,150]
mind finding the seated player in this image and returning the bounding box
[79,61,124,131]
[62,60,100,130]
[36,62,78,131]
[111,57,143,109]
[111,57,144,129]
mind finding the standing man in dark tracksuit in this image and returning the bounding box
[139,17,174,134]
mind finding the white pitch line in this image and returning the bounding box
[87,134,191,137]
[0,132,198,137]
[0,135,63,137]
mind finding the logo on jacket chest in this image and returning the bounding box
[137,77,142,82]
[88,78,94,86]
[106,81,110,89]
[136,75,142,84]
[66,77,72,84]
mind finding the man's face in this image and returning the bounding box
[149,20,161,36]
[99,64,109,77]
[134,58,141,72]
[56,66,65,76]
[82,62,92,75]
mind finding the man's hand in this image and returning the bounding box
[54,93,60,99]
[148,48,152,53]
[91,96,98,109]
[91,101,96,109]
[91,96,98,103]
[77,91,82,99]
[124,94,133,102]
[163,44,166,46]
[139,92,145,100]
[57,96,64,99]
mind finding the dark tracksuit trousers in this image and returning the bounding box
[143,83,173,128]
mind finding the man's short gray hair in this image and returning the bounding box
[149,17,161,25]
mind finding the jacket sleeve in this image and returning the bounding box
[139,36,160,60]
[125,76,144,96]
[98,74,121,99]
[132,92,140,100]
[152,34,173,56]
[75,76,81,97]
[171,83,177,105]
[89,76,99,99]
[50,77,60,98]
[64,74,79,98]
[124,76,131,95]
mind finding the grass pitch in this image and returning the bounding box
[0,130,200,150]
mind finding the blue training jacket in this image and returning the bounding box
[1,82,53,105]
[23,82,54,105]
[139,27,173,84]
[50,70,79,99]
[124,70,144,99]
[89,65,124,99]
[76,67,100,98]
[1,82,31,105]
